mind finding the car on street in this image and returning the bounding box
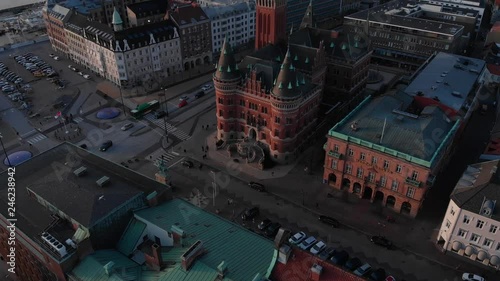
[241,207,259,221]
[345,257,362,271]
[179,95,189,101]
[248,181,265,192]
[318,247,336,260]
[83,74,90,79]
[194,90,205,99]
[298,236,316,250]
[264,222,281,238]
[121,123,134,131]
[71,67,79,72]
[201,84,212,91]
[257,219,271,230]
[79,144,88,149]
[154,111,167,119]
[369,268,386,281]
[78,71,84,76]
[99,140,113,151]
[54,56,60,61]
[49,53,55,57]
[67,64,73,69]
[288,231,306,245]
[319,215,339,227]
[354,263,372,277]
[178,99,188,108]
[462,273,485,281]
[181,160,194,168]
[330,250,349,265]
[370,236,392,249]
[310,241,326,255]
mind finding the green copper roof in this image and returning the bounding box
[116,218,146,256]
[71,249,141,281]
[135,199,277,281]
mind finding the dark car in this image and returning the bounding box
[79,144,88,149]
[194,90,205,99]
[318,247,336,260]
[319,215,340,227]
[330,250,349,266]
[99,140,113,151]
[248,182,265,192]
[264,222,282,238]
[345,257,362,271]
[369,268,386,281]
[181,160,194,168]
[370,236,392,249]
[154,110,167,119]
[258,219,271,230]
[241,207,259,221]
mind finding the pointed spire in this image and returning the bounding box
[272,48,301,99]
[215,36,240,81]
[300,0,314,30]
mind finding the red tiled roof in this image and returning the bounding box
[271,248,365,281]
[487,64,500,76]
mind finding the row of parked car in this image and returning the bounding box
[0,62,23,94]
[15,53,58,79]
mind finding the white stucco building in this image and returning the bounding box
[420,0,485,32]
[437,160,500,269]
[202,1,255,55]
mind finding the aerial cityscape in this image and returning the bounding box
[0,0,499,281]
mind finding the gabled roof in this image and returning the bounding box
[116,218,147,256]
[169,3,209,26]
[127,0,169,17]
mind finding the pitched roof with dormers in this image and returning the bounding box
[214,37,241,80]
[272,47,305,99]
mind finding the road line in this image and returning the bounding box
[168,157,185,168]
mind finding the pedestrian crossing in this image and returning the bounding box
[73,117,84,123]
[152,151,179,167]
[143,114,191,141]
[27,133,47,144]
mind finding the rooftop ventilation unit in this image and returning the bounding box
[65,239,77,249]
[451,91,462,98]
[73,166,87,177]
[41,232,68,257]
[96,176,110,187]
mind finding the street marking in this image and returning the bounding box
[143,113,191,140]
[168,157,185,169]
[27,133,47,144]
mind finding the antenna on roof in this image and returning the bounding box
[380,118,387,144]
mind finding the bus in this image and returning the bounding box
[131,100,160,118]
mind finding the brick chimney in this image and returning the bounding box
[146,191,159,207]
[217,261,227,279]
[171,225,185,247]
[277,245,291,265]
[103,261,115,276]
[150,243,163,271]
[181,241,205,271]
[311,264,323,281]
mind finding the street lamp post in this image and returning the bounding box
[118,83,127,116]
[0,133,12,167]
[211,171,217,207]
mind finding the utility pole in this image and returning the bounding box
[0,133,12,167]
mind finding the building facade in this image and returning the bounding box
[167,3,213,71]
[420,0,484,31]
[344,0,469,70]
[436,160,500,270]
[323,92,459,217]
[203,1,256,56]
[126,0,169,27]
[255,0,286,50]
[43,4,72,55]
[286,0,342,31]
[214,38,324,164]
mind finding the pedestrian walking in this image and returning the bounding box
[184,149,187,153]
[39,121,42,126]
[202,125,205,129]
[202,146,205,152]
[205,145,209,151]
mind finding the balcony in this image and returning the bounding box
[328,151,343,159]
[405,177,421,187]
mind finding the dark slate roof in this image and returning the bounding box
[300,0,314,29]
[239,57,279,91]
[451,160,500,221]
[127,0,169,17]
[214,37,241,80]
[65,12,115,49]
[289,27,369,61]
[250,44,319,74]
[272,48,303,99]
[169,3,209,26]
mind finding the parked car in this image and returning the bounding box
[83,74,90,79]
[201,84,212,91]
[179,95,189,101]
[248,181,265,192]
[181,160,194,168]
[79,143,88,149]
[319,215,339,227]
[178,99,188,108]
[194,90,205,99]
[318,247,336,260]
[354,263,372,277]
[288,231,306,245]
[241,207,259,221]
[121,123,134,131]
[99,140,113,151]
[369,268,386,281]
[345,257,362,271]
[462,273,485,281]
[310,241,326,255]
[54,56,60,61]
[298,236,316,250]
[49,53,55,57]
[330,250,349,265]
[154,110,167,119]
[370,236,392,249]
[264,222,281,238]
[257,219,271,230]
[67,64,73,69]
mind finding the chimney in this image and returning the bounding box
[311,264,323,281]
[171,225,184,246]
[277,244,292,264]
[181,241,205,271]
[146,191,158,207]
[103,261,115,276]
[217,261,227,278]
[151,243,163,271]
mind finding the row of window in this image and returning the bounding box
[456,228,500,251]
[461,214,499,233]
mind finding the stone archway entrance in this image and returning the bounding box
[363,186,373,199]
[342,178,351,190]
[353,182,361,194]
[374,191,384,204]
[386,195,396,208]
[328,173,337,185]
[401,202,412,215]
[248,128,257,140]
